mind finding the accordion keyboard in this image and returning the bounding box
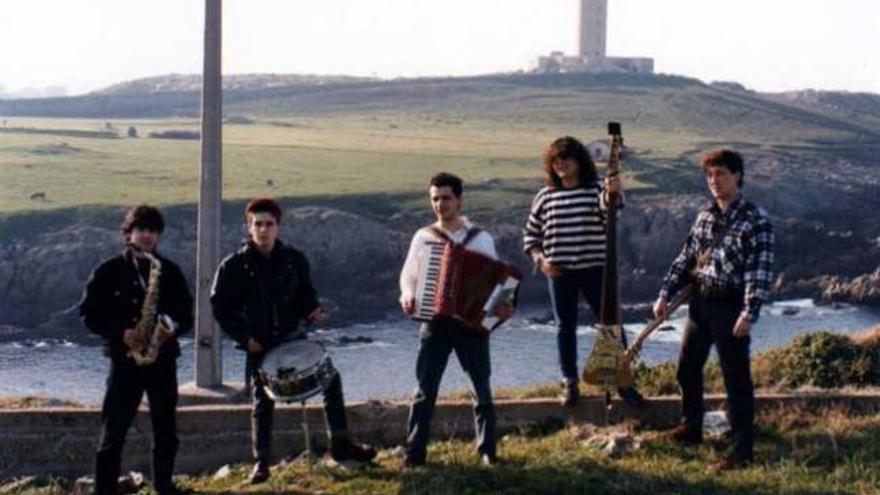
[413,240,446,321]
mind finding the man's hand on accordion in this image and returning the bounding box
[494,301,515,321]
[400,294,416,316]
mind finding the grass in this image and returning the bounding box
[3,73,879,216]
[0,115,549,214]
[4,404,878,494]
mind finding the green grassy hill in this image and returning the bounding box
[1,72,878,215]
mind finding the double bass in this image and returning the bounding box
[582,122,634,399]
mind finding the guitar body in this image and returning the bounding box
[582,122,631,391]
[583,323,634,388]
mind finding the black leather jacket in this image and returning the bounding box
[79,249,193,361]
[211,240,319,350]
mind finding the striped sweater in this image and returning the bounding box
[522,184,610,270]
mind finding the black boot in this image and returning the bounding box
[560,379,580,406]
[248,460,270,484]
[617,386,647,409]
[331,438,377,463]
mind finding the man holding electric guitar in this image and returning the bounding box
[653,149,774,470]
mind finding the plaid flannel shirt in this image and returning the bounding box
[659,195,774,323]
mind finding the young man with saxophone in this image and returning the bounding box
[211,197,376,484]
[653,149,774,470]
[79,205,193,495]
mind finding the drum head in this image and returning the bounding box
[262,340,326,375]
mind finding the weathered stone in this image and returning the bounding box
[1,394,880,477]
[212,464,231,480]
[822,268,880,307]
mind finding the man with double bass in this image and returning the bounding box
[399,172,515,468]
[211,197,376,484]
[653,149,774,470]
[523,135,645,408]
[79,204,193,495]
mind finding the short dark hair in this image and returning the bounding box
[543,136,598,189]
[245,197,282,223]
[429,172,463,198]
[701,149,744,187]
[120,204,164,237]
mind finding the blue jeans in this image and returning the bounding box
[547,266,629,382]
[406,318,496,463]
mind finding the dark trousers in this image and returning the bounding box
[677,293,755,458]
[95,355,178,495]
[406,318,496,463]
[246,352,349,463]
[548,266,629,382]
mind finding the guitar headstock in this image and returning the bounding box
[608,122,621,137]
[607,122,624,176]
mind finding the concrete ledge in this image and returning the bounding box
[177,381,249,405]
[2,393,879,478]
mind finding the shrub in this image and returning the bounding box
[633,330,879,394]
[776,331,879,387]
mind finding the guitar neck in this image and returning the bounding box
[598,129,623,326]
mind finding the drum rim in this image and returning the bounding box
[259,339,335,403]
[262,340,327,372]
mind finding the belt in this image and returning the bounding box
[697,284,744,301]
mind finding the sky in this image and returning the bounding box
[1,0,878,96]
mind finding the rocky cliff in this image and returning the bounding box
[3,180,878,342]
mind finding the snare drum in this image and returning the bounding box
[256,340,337,402]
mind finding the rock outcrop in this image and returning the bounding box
[2,187,879,341]
[822,268,880,307]
[0,207,407,339]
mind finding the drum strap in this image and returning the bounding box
[428,225,483,247]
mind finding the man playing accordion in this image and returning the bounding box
[399,172,515,469]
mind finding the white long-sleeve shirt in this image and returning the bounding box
[399,217,498,300]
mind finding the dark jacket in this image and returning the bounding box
[79,249,194,361]
[211,240,320,350]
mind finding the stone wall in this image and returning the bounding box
[2,393,879,478]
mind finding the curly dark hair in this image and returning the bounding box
[542,136,598,189]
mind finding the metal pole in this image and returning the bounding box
[195,0,223,387]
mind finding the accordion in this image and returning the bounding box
[413,240,521,336]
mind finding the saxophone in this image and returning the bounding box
[128,251,171,366]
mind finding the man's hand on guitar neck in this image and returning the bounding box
[652,297,668,320]
[604,174,622,195]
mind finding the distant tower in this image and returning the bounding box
[579,0,607,59]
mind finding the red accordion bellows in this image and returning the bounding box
[433,243,512,332]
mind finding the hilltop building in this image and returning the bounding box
[535,0,653,74]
